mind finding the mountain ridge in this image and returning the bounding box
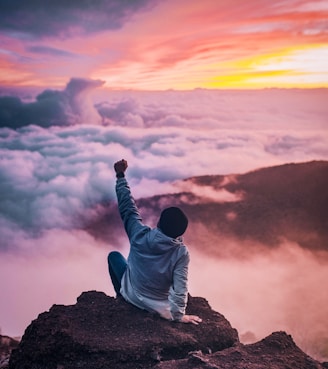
[139,160,328,253]
[84,160,328,255]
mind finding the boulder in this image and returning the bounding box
[0,335,19,369]
[9,291,327,368]
[9,291,238,369]
[155,331,326,369]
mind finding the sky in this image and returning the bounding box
[0,0,328,362]
[0,0,327,90]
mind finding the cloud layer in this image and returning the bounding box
[0,85,328,361]
[0,78,104,128]
[190,241,328,361]
[1,83,327,250]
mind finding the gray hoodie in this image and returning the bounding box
[116,177,190,321]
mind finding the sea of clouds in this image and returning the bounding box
[1,79,328,359]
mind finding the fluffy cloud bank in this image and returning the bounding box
[1,84,328,251]
[1,85,328,360]
[0,78,104,128]
[190,241,328,361]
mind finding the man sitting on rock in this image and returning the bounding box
[108,159,202,325]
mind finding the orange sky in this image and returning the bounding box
[0,0,327,90]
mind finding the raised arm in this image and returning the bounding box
[114,160,149,240]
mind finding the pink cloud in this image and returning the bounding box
[189,240,328,361]
[0,229,118,337]
[1,0,327,89]
[0,87,327,362]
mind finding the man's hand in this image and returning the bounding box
[114,159,128,175]
[180,314,202,325]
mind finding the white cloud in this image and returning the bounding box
[0,88,328,360]
[297,0,328,12]
[189,241,328,361]
[1,88,328,246]
[0,228,122,336]
[254,46,328,75]
[176,181,243,203]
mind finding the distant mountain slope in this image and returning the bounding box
[181,160,328,251]
[136,161,327,253]
[85,161,328,254]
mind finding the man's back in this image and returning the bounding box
[109,159,202,324]
[125,227,189,299]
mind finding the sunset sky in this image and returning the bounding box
[0,0,327,90]
[1,1,328,360]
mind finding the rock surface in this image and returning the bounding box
[0,335,19,369]
[8,291,328,369]
[9,291,238,369]
[155,331,326,369]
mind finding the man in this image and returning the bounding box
[108,159,202,325]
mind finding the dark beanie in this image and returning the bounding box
[158,207,188,238]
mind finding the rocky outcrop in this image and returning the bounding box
[9,291,238,369]
[8,291,328,369]
[155,331,326,369]
[0,335,19,369]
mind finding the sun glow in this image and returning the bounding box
[94,44,328,90]
[1,0,328,90]
[204,44,328,89]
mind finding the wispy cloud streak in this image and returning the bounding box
[0,0,327,88]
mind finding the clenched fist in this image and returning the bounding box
[114,159,128,175]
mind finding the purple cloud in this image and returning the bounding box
[26,45,77,57]
[0,0,158,39]
[0,78,104,128]
[1,87,328,360]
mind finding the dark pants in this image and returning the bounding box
[107,251,127,296]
